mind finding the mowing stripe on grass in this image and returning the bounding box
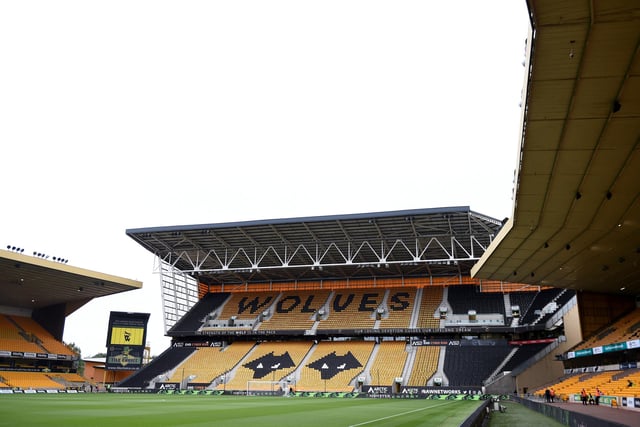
[348,400,456,427]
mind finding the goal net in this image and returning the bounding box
[246,380,282,396]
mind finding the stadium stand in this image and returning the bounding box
[376,288,416,329]
[507,290,538,322]
[535,369,640,400]
[207,291,281,330]
[48,372,90,389]
[101,277,585,395]
[0,246,146,392]
[367,340,408,386]
[315,289,378,330]
[406,345,440,386]
[10,316,75,356]
[501,342,553,372]
[444,343,512,387]
[219,341,311,391]
[117,346,197,388]
[518,288,564,325]
[169,341,256,386]
[573,308,640,351]
[415,287,443,328]
[2,262,583,396]
[168,292,230,335]
[257,290,332,330]
[0,313,81,388]
[0,371,65,390]
[295,341,374,392]
[0,315,45,354]
[447,285,507,317]
[0,263,586,397]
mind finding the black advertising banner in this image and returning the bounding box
[105,311,149,371]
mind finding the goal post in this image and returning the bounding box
[246,380,282,396]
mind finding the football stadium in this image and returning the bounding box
[1,1,639,426]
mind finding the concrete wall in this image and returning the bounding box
[514,305,582,394]
[485,372,516,395]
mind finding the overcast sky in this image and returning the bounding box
[1,1,530,358]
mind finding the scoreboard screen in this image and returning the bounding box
[105,312,150,370]
[109,327,145,346]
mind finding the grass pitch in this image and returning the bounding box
[0,393,481,427]
[486,400,565,427]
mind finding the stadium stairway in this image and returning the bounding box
[530,289,572,326]
[162,350,198,388]
[217,343,261,388]
[372,288,390,328]
[428,346,449,386]
[519,288,563,325]
[503,293,511,322]
[170,293,231,335]
[305,291,334,334]
[487,347,519,383]
[441,286,451,317]
[402,344,416,383]
[5,316,49,355]
[118,346,196,388]
[362,342,381,384]
[410,288,422,328]
[275,340,318,387]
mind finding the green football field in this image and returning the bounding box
[0,393,482,427]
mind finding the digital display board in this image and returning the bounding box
[105,311,149,371]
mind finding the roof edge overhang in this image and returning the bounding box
[126,206,474,236]
[471,217,514,278]
[2,249,143,290]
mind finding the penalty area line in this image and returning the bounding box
[348,400,457,427]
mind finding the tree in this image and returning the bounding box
[65,342,85,376]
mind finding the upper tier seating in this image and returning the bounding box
[447,285,506,316]
[0,315,73,355]
[377,288,416,329]
[0,338,43,353]
[316,290,381,330]
[574,308,640,351]
[258,290,332,330]
[10,316,75,356]
[179,281,575,333]
[507,291,538,318]
[0,316,23,339]
[415,287,443,328]
[519,288,563,325]
[211,291,281,330]
[533,289,575,325]
[169,292,230,334]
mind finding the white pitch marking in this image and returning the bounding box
[348,400,456,427]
